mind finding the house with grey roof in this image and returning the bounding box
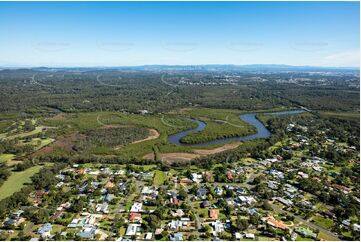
[38,223,52,238]
[77,225,97,239]
[169,232,183,241]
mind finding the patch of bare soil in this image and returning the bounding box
[143,153,155,160]
[143,152,200,162]
[143,142,241,163]
[131,129,160,144]
[193,142,241,155]
[47,113,70,121]
[30,132,84,157]
[175,108,193,114]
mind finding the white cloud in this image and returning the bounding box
[322,50,360,67]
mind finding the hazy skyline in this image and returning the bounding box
[0,1,359,67]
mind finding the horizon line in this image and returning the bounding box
[0,63,359,69]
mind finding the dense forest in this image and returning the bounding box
[0,68,358,113]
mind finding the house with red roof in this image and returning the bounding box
[129,213,142,221]
[209,209,219,220]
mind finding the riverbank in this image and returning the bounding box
[168,109,305,147]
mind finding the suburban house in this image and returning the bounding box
[263,216,289,230]
[169,232,183,241]
[192,173,203,183]
[170,209,185,218]
[130,202,143,213]
[129,213,142,222]
[37,223,52,239]
[214,187,223,195]
[197,187,208,199]
[126,224,141,236]
[201,200,211,208]
[144,232,153,240]
[77,225,97,239]
[210,220,224,235]
[209,209,220,220]
[95,202,109,214]
[295,226,317,239]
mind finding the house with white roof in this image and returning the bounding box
[130,202,143,213]
[96,202,109,213]
[192,173,203,183]
[210,220,224,235]
[126,224,141,236]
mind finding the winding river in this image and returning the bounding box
[168,109,305,147]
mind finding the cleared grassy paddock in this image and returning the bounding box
[0,165,43,200]
[1,126,46,140]
[40,107,282,159]
[153,170,167,185]
[319,111,359,122]
[19,137,55,149]
[43,111,199,158]
[0,154,15,163]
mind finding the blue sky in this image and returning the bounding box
[0,1,359,67]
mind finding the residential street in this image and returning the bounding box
[270,203,340,241]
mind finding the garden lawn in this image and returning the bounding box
[313,215,334,229]
[318,231,339,241]
[296,236,313,241]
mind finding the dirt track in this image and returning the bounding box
[142,142,241,162]
[143,152,200,162]
[47,113,68,121]
[132,129,160,144]
[114,128,160,150]
[193,143,241,155]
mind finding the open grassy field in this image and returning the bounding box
[19,137,55,149]
[0,154,15,163]
[296,236,314,241]
[0,106,293,162]
[312,215,334,230]
[0,165,43,200]
[0,126,46,140]
[318,231,339,241]
[38,107,285,160]
[43,110,222,159]
[257,111,313,125]
[153,170,167,185]
[319,111,359,122]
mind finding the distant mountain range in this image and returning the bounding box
[0,64,359,73]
